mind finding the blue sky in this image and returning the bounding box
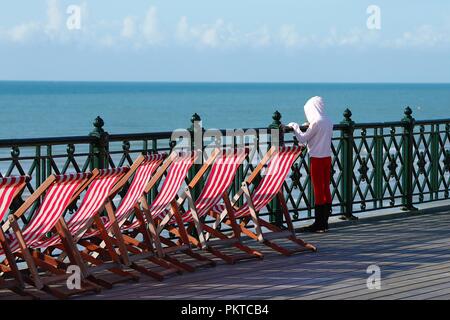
[1,0,450,82]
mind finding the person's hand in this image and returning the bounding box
[287,122,300,132]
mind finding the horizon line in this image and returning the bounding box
[1,80,450,85]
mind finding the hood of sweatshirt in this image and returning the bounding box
[304,96,326,124]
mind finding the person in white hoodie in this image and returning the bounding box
[286,96,333,232]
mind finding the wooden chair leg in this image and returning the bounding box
[277,191,296,234]
[223,192,241,239]
[9,216,43,289]
[134,207,155,249]
[242,183,264,242]
[54,218,89,277]
[141,205,164,257]
[185,189,207,248]
[105,201,131,266]
[170,201,191,247]
[93,215,121,264]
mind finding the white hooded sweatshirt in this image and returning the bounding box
[288,96,333,158]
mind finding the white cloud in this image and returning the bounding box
[2,22,40,43]
[246,26,271,47]
[387,25,450,48]
[1,3,449,52]
[141,6,162,44]
[201,28,218,47]
[121,16,136,38]
[319,27,366,48]
[175,17,242,48]
[279,24,302,48]
[200,19,223,47]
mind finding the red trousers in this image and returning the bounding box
[310,157,332,206]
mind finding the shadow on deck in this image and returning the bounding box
[2,208,450,300]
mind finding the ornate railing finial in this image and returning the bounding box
[271,110,282,126]
[91,116,105,136]
[404,106,412,117]
[191,113,201,124]
[402,106,415,123]
[342,108,354,125]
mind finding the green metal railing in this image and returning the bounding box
[0,107,449,228]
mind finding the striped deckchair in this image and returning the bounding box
[163,148,264,264]
[208,146,317,256]
[0,175,30,296]
[51,154,180,284]
[116,150,216,277]
[74,153,188,281]
[1,172,101,298]
[31,167,138,292]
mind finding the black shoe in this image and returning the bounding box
[300,205,326,233]
[299,222,320,233]
[316,204,327,232]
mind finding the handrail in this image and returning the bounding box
[1,118,449,148]
[0,135,95,147]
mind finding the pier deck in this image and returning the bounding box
[1,207,449,300]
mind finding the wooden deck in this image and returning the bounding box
[2,207,450,300]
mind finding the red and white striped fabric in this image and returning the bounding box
[211,146,302,218]
[0,172,91,255]
[83,153,166,237]
[124,151,195,230]
[181,149,247,223]
[32,167,129,249]
[0,176,29,222]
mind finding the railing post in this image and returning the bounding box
[268,110,284,227]
[188,113,203,201]
[89,116,109,170]
[374,127,383,208]
[430,124,439,200]
[401,107,418,211]
[340,109,357,220]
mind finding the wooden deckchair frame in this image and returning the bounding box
[207,146,317,256]
[162,148,264,264]
[113,150,216,277]
[140,149,222,270]
[0,176,30,296]
[45,154,181,287]
[1,171,103,299]
[120,152,215,280]
[41,162,147,290]
[71,153,187,282]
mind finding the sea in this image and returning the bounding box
[0,81,449,139]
